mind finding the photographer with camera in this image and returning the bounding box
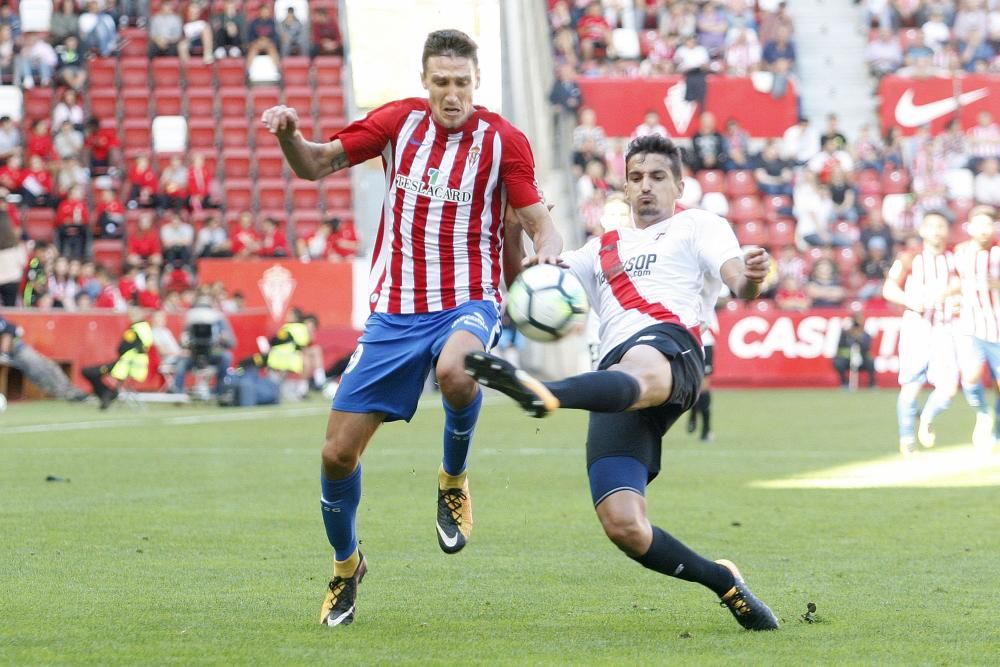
[170,291,235,397]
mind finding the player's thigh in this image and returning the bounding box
[433,301,502,397]
[611,344,674,408]
[956,334,985,383]
[897,323,932,385]
[435,330,486,397]
[927,329,960,390]
[323,409,385,461]
[977,340,1000,384]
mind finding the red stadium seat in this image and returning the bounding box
[92,239,125,274]
[185,61,215,88]
[89,89,118,120]
[314,57,343,87]
[762,194,792,221]
[122,119,152,150]
[291,210,323,243]
[768,218,796,247]
[284,86,313,117]
[217,59,245,87]
[696,169,725,193]
[881,169,910,194]
[120,57,149,88]
[729,195,763,223]
[322,182,352,212]
[88,57,117,88]
[224,179,253,211]
[188,118,216,149]
[725,169,758,197]
[856,169,882,196]
[186,87,215,118]
[222,148,252,179]
[219,86,248,119]
[154,88,183,116]
[315,117,347,142]
[24,208,55,243]
[151,58,182,88]
[282,57,311,87]
[257,178,288,210]
[220,119,249,148]
[119,28,149,58]
[251,87,282,116]
[315,89,345,116]
[735,220,768,246]
[255,149,285,179]
[290,180,320,211]
[122,88,151,119]
[23,88,54,119]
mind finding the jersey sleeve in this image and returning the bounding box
[560,239,601,309]
[330,99,414,166]
[498,125,543,209]
[887,252,913,288]
[695,213,744,278]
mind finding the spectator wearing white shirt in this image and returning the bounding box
[781,116,821,165]
[18,33,57,88]
[921,9,951,51]
[865,27,904,76]
[52,89,85,131]
[974,158,1000,207]
[633,110,669,139]
[79,0,118,57]
[0,115,21,161]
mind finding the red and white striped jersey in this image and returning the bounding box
[560,209,742,361]
[332,98,542,314]
[954,242,1000,341]
[887,248,956,327]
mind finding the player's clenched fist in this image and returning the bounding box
[742,246,769,283]
[261,105,300,139]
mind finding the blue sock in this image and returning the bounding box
[920,388,952,424]
[962,382,988,414]
[442,391,482,476]
[897,391,918,439]
[320,465,361,561]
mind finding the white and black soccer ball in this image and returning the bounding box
[505,264,589,342]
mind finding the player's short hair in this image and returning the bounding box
[625,135,683,183]
[922,210,951,226]
[422,29,478,70]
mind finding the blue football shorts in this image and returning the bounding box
[332,300,501,422]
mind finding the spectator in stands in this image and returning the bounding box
[18,32,57,88]
[819,114,848,152]
[577,158,610,202]
[126,211,163,267]
[46,255,77,310]
[55,35,87,91]
[961,29,996,72]
[160,212,194,267]
[967,111,1000,171]
[0,207,26,306]
[604,138,627,189]
[632,109,668,140]
[0,4,20,41]
[92,264,126,310]
[94,187,125,238]
[187,152,216,211]
[794,172,834,247]
[138,279,163,310]
[808,137,855,183]
[120,0,151,29]
[775,244,807,283]
[259,217,290,257]
[49,0,79,46]
[158,155,189,211]
[954,0,989,44]
[860,236,892,300]
[182,2,215,64]
[127,154,158,208]
[246,3,281,70]
[936,118,968,170]
[0,153,23,192]
[921,8,951,51]
[573,107,607,154]
[311,5,343,57]
[865,27,904,77]
[577,2,613,61]
[762,25,795,65]
[723,25,761,76]
[79,0,118,58]
[327,217,360,261]
[52,89,85,131]
[806,258,847,308]
[759,1,793,44]
[21,154,55,208]
[828,165,859,223]
[0,25,15,85]
[55,155,89,197]
[753,140,793,196]
[974,158,1000,207]
[722,143,753,172]
[674,33,709,105]
[781,116,820,165]
[55,185,90,260]
[775,275,811,311]
[53,120,83,161]
[549,63,582,139]
[0,116,19,161]
[194,215,231,258]
[861,208,895,255]
[697,1,729,57]
[149,1,188,60]
[213,0,245,60]
[84,118,120,174]
[277,6,308,58]
[903,30,934,67]
[690,111,727,172]
[231,211,261,258]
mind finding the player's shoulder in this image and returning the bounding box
[371,97,429,120]
[670,208,734,234]
[475,107,528,137]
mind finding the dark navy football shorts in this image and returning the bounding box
[332,300,501,422]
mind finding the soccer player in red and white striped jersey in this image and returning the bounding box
[262,29,563,627]
[883,212,961,455]
[952,207,1000,453]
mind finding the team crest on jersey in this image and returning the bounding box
[467,146,481,165]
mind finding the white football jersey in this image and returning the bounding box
[561,209,743,362]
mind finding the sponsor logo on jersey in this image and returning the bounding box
[598,253,658,284]
[394,172,473,203]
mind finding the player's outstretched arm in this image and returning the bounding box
[721,246,768,300]
[513,202,563,265]
[261,105,350,181]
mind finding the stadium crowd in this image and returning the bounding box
[549,0,1000,311]
[0,0,354,310]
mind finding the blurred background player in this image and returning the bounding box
[261,29,563,627]
[882,212,961,455]
[0,314,87,401]
[81,307,153,409]
[832,315,876,390]
[952,206,999,456]
[466,135,778,631]
[688,286,722,441]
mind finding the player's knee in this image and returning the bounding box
[321,435,359,477]
[598,508,648,555]
[436,358,477,402]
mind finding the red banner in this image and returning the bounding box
[713,305,904,388]
[878,74,1000,136]
[197,258,354,328]
[577,76,798,138]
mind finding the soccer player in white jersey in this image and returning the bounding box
[466,135,779,631]
[952,206,999,455]
[261,29,563,627]
[882,212,961,455]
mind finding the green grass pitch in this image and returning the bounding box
[1,389,997,665]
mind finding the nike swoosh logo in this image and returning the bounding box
[326,605,355,626]
[436,522,459,548]
[894,88,989,128]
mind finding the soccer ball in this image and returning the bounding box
[506,264,589,342]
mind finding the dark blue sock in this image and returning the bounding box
[442,391,482,476]
[545,371,641,412]
[320,465,362,561]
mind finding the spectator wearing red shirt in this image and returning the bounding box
[187,151,216,210]
[163,262,194,293]
[127,211,164,267]
[259,216,289,257]
[84,118,120,173]
[117,263,141,304]
[0,152,25,191]
[327,217,360,261]
[94,187,125,238]
[136,277,162,310]
[55,184,90,260]
[310,5,343,57]
[92,265,125,311]
[230,211,261,258]
[577,2,612,61]
[127,154,158,208]
[22,154,56,208]
[25,119,56,161]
